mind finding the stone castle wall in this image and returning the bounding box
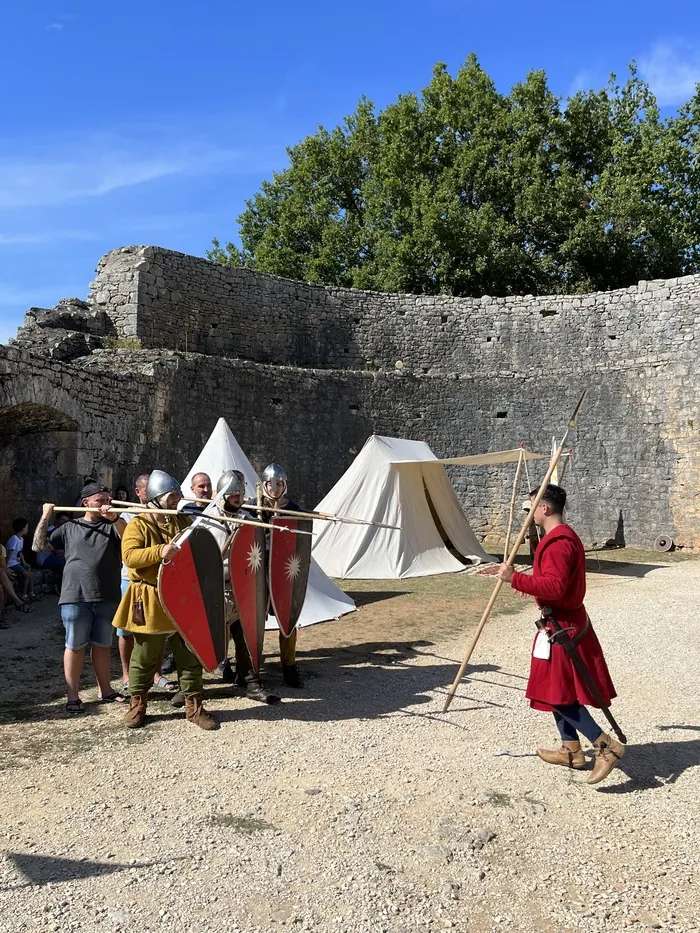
[2,245,698,552]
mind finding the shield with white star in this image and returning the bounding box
[229,523,267,672]
[269,516,312,637]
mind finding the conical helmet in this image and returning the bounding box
[216,470,245,498]
[261,463,287,489]
[146,470,182,503]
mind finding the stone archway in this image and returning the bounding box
[0,403,81,545]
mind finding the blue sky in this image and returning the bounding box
[2,0,700,343]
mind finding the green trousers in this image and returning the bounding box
[129,632,203,696]
[279,629,297,667]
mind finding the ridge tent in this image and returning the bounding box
[182,417,356,629]
[311,434,545,579]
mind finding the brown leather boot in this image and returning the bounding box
[184,693,219,731]
[588,733,625,784]
[124,693,147,729]
[536,740,587,769]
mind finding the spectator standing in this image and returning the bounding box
[33,484,126,713]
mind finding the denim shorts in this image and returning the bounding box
[116,580,131,638]
[61,601,118,650]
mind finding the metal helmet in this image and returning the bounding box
[146,470,182,503]
[262,463,287,498]
[216,470,245,498]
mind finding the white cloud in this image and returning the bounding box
[0,139,247,210]
[45,22,64,32]
[639,39,700,106]
[0,230,99,246]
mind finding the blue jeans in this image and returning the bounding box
[36,552,65,572]
[116,580,131,638]
[61,601,118,650]
[553,703,603,744]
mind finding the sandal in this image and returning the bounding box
[66,699,85,714]
[153,676,177,692]
[99,692,126,703]
[14,602,34,614]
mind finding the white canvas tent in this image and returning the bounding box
[182,418,356,629]
[312,435,545,579]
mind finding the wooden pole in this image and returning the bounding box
[176,497,401,530]
[503,447,524,558]
[53,505,310,534]
[441,391,586,714]
[557,448,573,485]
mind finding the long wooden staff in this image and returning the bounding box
[441,391,587,714]
[557,448,573,486]
[502,446,524,557]
[53,505,311,535]
[180,498,401,531]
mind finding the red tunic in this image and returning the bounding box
[511,523,616,712]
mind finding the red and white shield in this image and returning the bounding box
[229,523,267,672]
[269,516,312,637]
[157,526,227,671]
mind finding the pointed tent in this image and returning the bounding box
[182,418,356,629]
[312,435,544,579]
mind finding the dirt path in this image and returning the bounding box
[0,557,698,932]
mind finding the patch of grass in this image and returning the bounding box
[208,813,276,834]
[481,789,512,808]
[102,336,143,350]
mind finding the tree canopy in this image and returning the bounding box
[208,55,700,296]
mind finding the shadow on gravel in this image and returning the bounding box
[595,738,700,794]
[1,852,188,890]
[584,560,668,578]
[202,638,471,725]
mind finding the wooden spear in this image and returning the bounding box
[441,391,587,714]
[502,446,525,558]
[178,497,402,531]
[54,505,311,534]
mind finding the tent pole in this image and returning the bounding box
[502,447,524,558]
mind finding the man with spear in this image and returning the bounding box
[497,483,625,785]
[113,470,219,731]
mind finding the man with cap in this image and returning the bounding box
[497,484,623,785]
[207,470,279,704]
[112,470,218,730]
[245,463,305,689]
[33,483,126,713]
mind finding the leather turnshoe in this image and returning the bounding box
[588,733,625,785]
[246,681,281,705]
[170,690,186,709]
[536,741,587,770]
[124,693,147,729]
[282,664,303,688]
[184,693,219,731]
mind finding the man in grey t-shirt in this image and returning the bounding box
[33,483,126,714]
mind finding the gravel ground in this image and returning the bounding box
[0,557,698,933]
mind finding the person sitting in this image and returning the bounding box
[6,518,36,601]
[0,544,34,616]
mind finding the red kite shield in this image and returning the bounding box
[229,523,267,673]
[157,526,227,671]
[269,516,312,638]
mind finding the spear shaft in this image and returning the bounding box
[442,391,586,714]
[179,498,401,531]
[55,505,310,534]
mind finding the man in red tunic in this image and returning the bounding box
[497,484,626,785]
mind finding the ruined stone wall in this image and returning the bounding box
[3,245,698,552]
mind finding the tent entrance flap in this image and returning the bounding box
[422,479,468,565]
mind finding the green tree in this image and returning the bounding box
[208,56,698,296]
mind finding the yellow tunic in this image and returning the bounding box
[112,512,192,635]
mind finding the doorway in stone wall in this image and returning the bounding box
[0,403,81,559]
